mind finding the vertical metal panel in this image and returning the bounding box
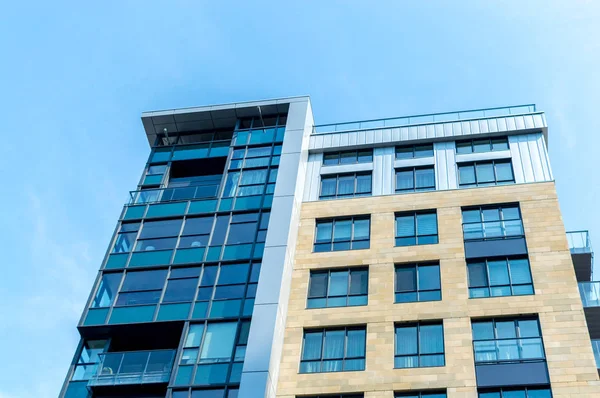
[524,115,535,129]
[515,115,525,130]
[409,126,418,140]
[533,114,544,128]
[443,123,453,137]
[527,136,544,181]
[479,119,489,134]
[460,121,471,137]
[382,128,392,142]
[392,127,401,142]
[426,124,435,138]
[434,141,457,190]
[401,127,409,141]
[303,153,321,202]
[506,117,517,131]
[418,125,427,139]
[373,147,394,195]
[497,117,508,132]
[469,120,480,135]
[435,123,444,137]
[509,135,526,184]
[537,134,553,180]
[488,118,498,133]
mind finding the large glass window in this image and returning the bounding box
[468,257,533,298]
[323,149,373,166]
[320,173,372,199]
[458,160,514,187]
[395,166,435,193]
[314,216,370,252]
[163,267,201,303]
[71,340,108,381]
[478,386,552,398]
[112,222,140,253]
[300,327,366,373]
[395,211,438,246]
[226,213,259,245]
[395,322,445,368]
[395,263,441,303]
[395,144,434,159]
[176,320,249,386]
[395,391,446,398]
[472,317,545,364]
[307,268,368,308]
[179,217,214,249]
[92,273,123,308]
[116,269,168,306]
[136,219,183,251]
[456,137,509,154]
[462,204,523,241]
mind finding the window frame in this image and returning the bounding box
[477,386,552,398]
[395,144,434,159]
[395,391,447,398]
[307,267,369,308]
[319,172,372,199]
[395,166,436,193]
[322,149,373,166]
[457,160,515,188]
[314,216,371,252]
[394,262,441,303]
[467,256,534,299]
[394,321,445,369]
[461,204,523,242]
[299,326,367,373]
[395,211,439,247]
[455,137,509,155]
[471,317,546,365]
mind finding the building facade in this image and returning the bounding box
[60,97,599,398]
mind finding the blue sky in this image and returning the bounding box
[0,1,599,397]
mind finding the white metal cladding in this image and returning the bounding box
[509,133,553,184]
[302,132,553,203]
[309,113,547,151]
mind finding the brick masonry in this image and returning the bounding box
[275,181,600,398]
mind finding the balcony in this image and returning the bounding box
[568,230,593,254]
[580,282,600,308]
[313,104,537,134]
[129,185,219,205]
[88,349,175,387]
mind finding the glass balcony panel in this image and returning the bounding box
[89,350,175,387]
[567,230,592,254]
[579,282,600,307]
[592,340,600,368]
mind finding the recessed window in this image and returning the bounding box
[472,317,545,365]
[308,268,368,308]
[462,204,523,241]
[395,166,435,193]
[323,149,373,166]
[396,144,434,159]
[395,263,441,303]
[92,273,123,308]
[179,217,214,249]
[458,160,514,187]
[478,387,551,398]
[300,327,366,373]
[395,322,445,368]
[468,257,533,298]
[320,173,372,199]
[135,219,183,251]
[314,216,370,252]
[395,211,438,246]
[395,391,446,398]
[456,137,509,154]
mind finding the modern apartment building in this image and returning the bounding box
[60,97,599,398]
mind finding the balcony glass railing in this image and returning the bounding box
[592,340,600,368]
[313,104,537,134]
[129,185,219,205]
[567,230,593,254]
[579,282,600,308]
[87,349,175,387]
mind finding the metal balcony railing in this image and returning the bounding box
[579,282,600,308]
[567,230,593,254]
[313,104,537,135]
[87,349,175,387]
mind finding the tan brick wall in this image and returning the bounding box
[276,182,600,398]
